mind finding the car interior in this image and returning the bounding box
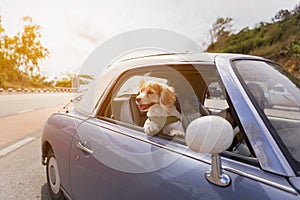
[97,64,257,163]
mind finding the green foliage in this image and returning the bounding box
[209,17,233,44]
[272,9,292,22]
[55,77,72,88]
[206,3,300,76]
[0,16,50,88]
[15,16,49,75]
[291,41,300,56]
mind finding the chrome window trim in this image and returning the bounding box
[224,166,298,195]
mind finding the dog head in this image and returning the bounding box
[135,79,176,112]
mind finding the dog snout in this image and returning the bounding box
[136,97,141,103]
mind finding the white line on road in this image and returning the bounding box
[17,109,34,114]
[0,137,36,158]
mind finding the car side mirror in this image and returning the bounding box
[186,116,234,187]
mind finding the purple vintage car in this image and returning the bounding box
[41,53,300,200]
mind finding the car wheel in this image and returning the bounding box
[46,150,65,200]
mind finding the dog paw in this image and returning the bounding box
[169,130,185,138]
[144,121,160,136]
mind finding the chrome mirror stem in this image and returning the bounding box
[205,154,231,187]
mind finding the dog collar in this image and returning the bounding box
[148,116,180,131]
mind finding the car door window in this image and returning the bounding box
[98,64,255,160]
[100,66,201,129]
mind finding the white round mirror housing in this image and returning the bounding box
[186,116,234,154]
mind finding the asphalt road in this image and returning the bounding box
[0,93,73,117]
[0,93,74,200]
[0,136,52,200]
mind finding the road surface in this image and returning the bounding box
[0,136,52,200]
[0,93,73,117]
[0,93,74,199]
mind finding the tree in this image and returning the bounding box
[14,16,49,77]
[205,5,300,76]
[209,17,233,43]
[272,9,291,22]
[0,17,19,86]
[55,77,72,88]
[0,15,50,88]
[0,17,5,86]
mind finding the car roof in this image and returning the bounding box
[116,52,217,63]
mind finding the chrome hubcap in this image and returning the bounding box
[48,157,60,194]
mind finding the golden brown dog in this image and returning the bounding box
[135,80,184,137]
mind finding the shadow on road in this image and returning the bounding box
[41,184,51,200]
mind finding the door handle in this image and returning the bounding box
[76,141,94,155]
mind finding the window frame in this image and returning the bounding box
[96,63,258,166]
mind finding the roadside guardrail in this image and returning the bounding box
[0,87,78,94]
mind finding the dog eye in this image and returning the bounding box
[147,90,154,95]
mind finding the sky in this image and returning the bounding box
[0,0,298,79]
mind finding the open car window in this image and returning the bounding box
[97,64,255,161]
[100,65,201,128]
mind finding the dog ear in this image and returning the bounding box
[139,79,146,89]
[160,85,176,109]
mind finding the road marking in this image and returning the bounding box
[17,109,34,114]
[0,137,36,157]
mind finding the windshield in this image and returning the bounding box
[233,60,300,175]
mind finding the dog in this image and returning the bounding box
[135,79,185,137]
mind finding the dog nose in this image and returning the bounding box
[136,97,141,103]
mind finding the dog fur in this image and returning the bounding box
[135,80,184,137]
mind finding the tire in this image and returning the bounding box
[46,150,65,200]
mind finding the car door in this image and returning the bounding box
[69,64,299,200]
[70,117,213,200]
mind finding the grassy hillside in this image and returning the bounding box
[206,5,300,77]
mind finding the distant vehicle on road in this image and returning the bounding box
[207,83,224,99]
[267,84,299,108]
